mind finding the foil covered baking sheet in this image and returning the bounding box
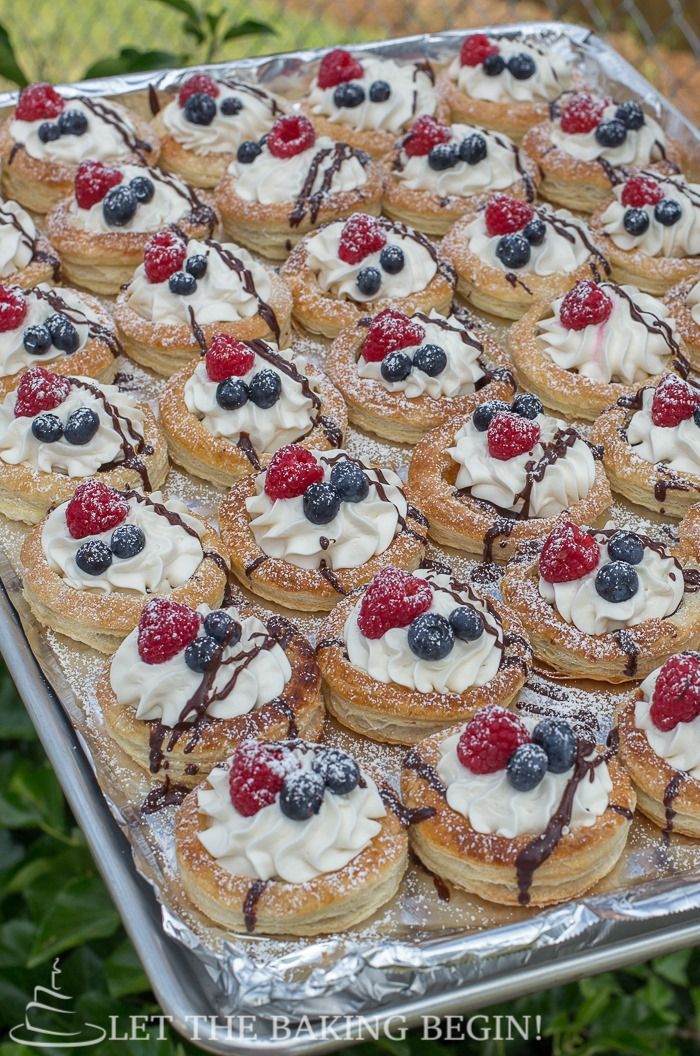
[0,22,699,1023]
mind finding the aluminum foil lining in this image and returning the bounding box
[1,22,700,1021]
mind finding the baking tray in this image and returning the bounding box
[2,21,700,1055]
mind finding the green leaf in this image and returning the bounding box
[223,18,276,41]
[28,875,120,966]
[0,761,66,839]
[84,49,179,79]
[0,22,28,87]
[105,940,150,998]
[149,0,200,19]
[182,18,206,44]
[653,949,691,987]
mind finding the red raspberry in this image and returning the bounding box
[457,706,530,774]
[649,653,700,732]
[266,115,315,159]
[651,373,700,428]
[65,479,129,540]
[229,741,292,816]
[484,195,534,236]
[178,73,220,108]
[403,114,452,158]
[137,598,201,665]
[559,92,606,134]
[0,285,27,333]
[361,309,425,363]
[459,33,499,67]
[317,48,364,90]
[338,214,386,265]
[143,229,187,284]
[264,445,324,500]
[357,567,433,640]
[74,160,123,210]
[15,83,65,122]
[14,366,71,418]
[559,279,613,331]
[539,520,600,584]
[620,175,664,208]
[487,411,540,461]
[205,335,255,381]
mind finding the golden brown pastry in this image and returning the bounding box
[666,275,700,370]
[0,197,60,287]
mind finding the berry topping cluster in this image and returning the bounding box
[15,83,65,122]
[228,739,361,820]
[74,161,155,225]
[264,446,370,525]
[483,196,546,271]
[558,279,613,331]
[0,286,27,332]
[37,107,88,145]
[177,74,243,127]
[619,175,682,236]
[361,308,448,383]
[403,116,490,171]
[650,373,700,429]
[142,229,208,292]
[540,521,648,605]
[136,596,241,671]
[316,47,390,110]
[459,34,536,81]
[204,333,280,412]
[649,653,700,732]
[267,115,315,159]
[64,480,148,576]
[1,285,82,359]
[13,365,71,418]
[558,92,645,147]
[472,392,543,461]
[337,215,406,297]
[457,706,577,791]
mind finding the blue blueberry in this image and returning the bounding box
[58,109,88,135]
[379,244,404,274]
[204,609,241,644]
[356,266,381,296]
[215,377,248,410]
[507,53,536,80]
[381,349,412,382]
[102,185,137,227]
[615,100,645,130]
[511,392,542,419]
[472,399,509,432]
[333,82,365,108]
[449,606,484,642]
[654,199,682,226]
[694,406,700,428]
[407,612,454,661]
[413,343,447,377]
[31,413,63,443]
[312,747,359,794]
[64,407,99,445]
[184,634,221,673]
[607,531,644,565]
[38,122,60,143]
[185,254,208,279]
[595,560,639,603]
[75,540,113,576]
[248,369,281,408]
[428,143,458,171]
[23,325,52,355]
[329,460,369,503]
[46,314,79,353]
[168,271,197,295]
[110,524,146,559]
[482,53,506,76]
[279,771,325,820]
[595,119,627,148]
[130,175,155,203]
[220,96,243,115]
[184,92,217,125]
[459,133,487,165]
[237,140,261,164]
[368,80,391,103]
[302,481,341,524]
[495,233,531,269]
[623,208,649,235]
[532,718,577,774]
[523,218,546,245]
[506,743,548,791]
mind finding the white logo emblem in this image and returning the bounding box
[9,958,107,1048]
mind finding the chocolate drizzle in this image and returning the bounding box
[289,142,369,227]
[243,878,268,932]
[32,287,122,356]
[600,281,684,372]
[0,203,60,279]
[662,771,687,840]
[80,97,153,157]
[379,783,435,828]
[69,378,151,489]
[141,776,189,815]
[402,748,447,797]
[245,554,269,577]
[198,241,281,342]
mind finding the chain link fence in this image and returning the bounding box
[0,0,698,122]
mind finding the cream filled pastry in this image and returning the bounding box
[0,198,59,285]
[627,377,700,478]
[447,34,573,107]
[548,97,667,167]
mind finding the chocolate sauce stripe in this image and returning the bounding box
[69,378,151,490]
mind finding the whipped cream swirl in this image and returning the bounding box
[550,101,666,166]
[449,36,573,105]
[635,663,700,778]
[197,747,386,883]
[111,604,291,725]
[67,164,201,234]
[161,80,279,155]
[0,199,41,276]
[344,568,503,693]
[0,377,145,477]
[464,205,594,276]
[449,410,596,518]
[394,123,525,196]
[688,278,700,327]
[228,135,368,206]
[246,449,405,570]
[308,56,438,134]
[627,384,700,477]
[437,724,611,838]
[599,175,700,257]
[0,285,101,378]
[539,529,684,634]
[10,98,144,164]
[184,344,320,452]
[537,283,678,384]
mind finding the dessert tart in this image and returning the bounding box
[666,275,700,370]
[98,598,322,782]
[160,335,346,487]
[617,653,700,838]
[280,213,455,339]
[0,197,60,287]
[401,706,634,906]
[45,161,218,295]
[301,46,446,159]
[590,172,700,295]
[0,366,168,523]
[501,520,700,682]
[20,482,228,652]
[317,563,531,744]
[218,445,427,612]
[0,283,120,395]
[150,72,284,189]
[382,115,538,236]
[441,193,608,320]
[438,31,576,140]
[113,229,292,375]
[0,82,159,213]
[521,91,680,213]
[509,277,686,421]
[324,305,515,444]
[216,114,384,262]
[408,393,611,562]
[175,738,408,935]
[591,372,700,518]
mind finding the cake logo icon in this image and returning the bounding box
[9,957,106,1048]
